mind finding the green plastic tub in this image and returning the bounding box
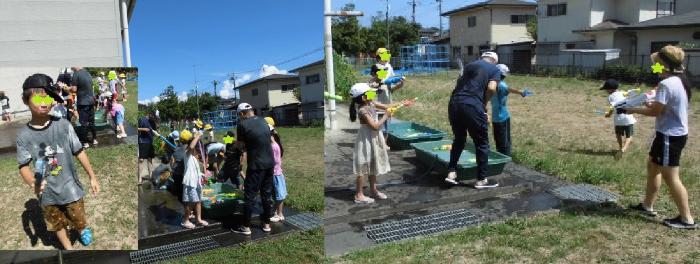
[201,183,244,219]
[387,122,446,150]
[410,140,512,180]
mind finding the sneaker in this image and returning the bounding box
[474,179,499,189]
[79,228,93,246]
[262,224,271,232]
[663,216,697,229]
[231,226,252,235]
[629,203,658,217]
[270,215,281,222]
[83,143,90,149]
[116,134,122,139]
[92,139,98,145]
[444,172,458,185]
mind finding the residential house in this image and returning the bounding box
[0,0,136,67]
[535,0,700,78]
[289,59,325,125]
[235,74,300,124]
[442,0,536,62]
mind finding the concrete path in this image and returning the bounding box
[324,103,573,256]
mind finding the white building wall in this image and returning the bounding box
[537,0,593,43]
[0,0,124,67]
[449,8,492,54]
[591,0,617,26]
[238,83,270,114]
[267,79,301,108]
[489,7,536,45]
[676,0,700,15]
[635,27,700,55]
[297,64,325,104]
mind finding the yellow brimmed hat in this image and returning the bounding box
[179,129,193,142]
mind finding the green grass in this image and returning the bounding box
[0,143,138,250]
[161,126,324,262]
[124,80,138,127]
[167,228,323,264]
[329,72,700,263]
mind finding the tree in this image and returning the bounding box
[155,85,183,122]
[332,3,365,56]
[333,51,358,99]
[526,17,537,41]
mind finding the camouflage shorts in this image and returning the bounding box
[42,198,88,232]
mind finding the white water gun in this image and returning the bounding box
[614,89,656,109]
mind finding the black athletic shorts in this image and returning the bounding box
[649,132,687,167]
[615,125,634,138]
[139,143,155,159]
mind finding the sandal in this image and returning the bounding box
[354,197,375,204]
[196,220,209,226]
[371,192,388,200]
[181,222,195,229]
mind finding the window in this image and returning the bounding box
[252,88,259,96]
[452,46,461,58]
[282,83,297,92]
[511,15,532,24]
[306,74,320,84]
[656,0,675,17]
[565,43,576,49]
[547,3,567,16]
[467,16,476,27]
[478,45,489,53]
[650,41,679,53]
[467,46,474,56]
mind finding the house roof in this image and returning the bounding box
[573,19,628,33]
[441,0,536,16]
[289,59,324,73]
[234,74,298,91]
[621,11,700,30]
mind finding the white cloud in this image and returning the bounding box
[139,95,161,105]
[218,74,251,99]
[259,65,287,78]
[178,91,188,102]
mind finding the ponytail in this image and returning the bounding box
[272,131,283,158]
[678,73,693,101]
[349,96,359,122]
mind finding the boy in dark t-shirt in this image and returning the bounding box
[221,131,245,189]
[16,74,100,250]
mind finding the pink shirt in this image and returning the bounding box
[110,103,124,117]
[272,141,283,176]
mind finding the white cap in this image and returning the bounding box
[349,83,375,98]
[496,64,510,76]
[481,51,499,63]
[237,102,252,112]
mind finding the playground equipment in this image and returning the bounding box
[200,110,238,131]
[399,44,450,74]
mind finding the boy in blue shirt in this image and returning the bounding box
[491,64,531,157]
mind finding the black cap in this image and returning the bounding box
[22,74,64,103]
[22,73,63,103]
[600,79,619,90]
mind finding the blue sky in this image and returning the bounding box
[332,0,534,28]
[132,1,323,104]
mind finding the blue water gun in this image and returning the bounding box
[383,76,406,86]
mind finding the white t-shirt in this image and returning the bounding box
[376,63,395,114]
[655,76,688,136]
[609,91,636,126]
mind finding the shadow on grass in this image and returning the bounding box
[21,199,60,249]
[557,147,617,157]
[558,200,660,225]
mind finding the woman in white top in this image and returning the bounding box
[625,45,696,229]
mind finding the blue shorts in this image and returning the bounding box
[114,111,124,125]
[273,174,287,201]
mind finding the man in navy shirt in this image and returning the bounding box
[137,111,160,184]
[445,52,501,188]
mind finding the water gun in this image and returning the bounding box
[613,89,656,110]
[387,97,417,114]
[521,89,533,97]
[433,144,452,151]
[324,92,343,101]
[383,76,406,86]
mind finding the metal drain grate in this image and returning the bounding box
[364,209,480,244]
[130,236,220,264]
[286,213,323,231]
[549,184,618,203]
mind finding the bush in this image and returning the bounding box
[333,52,358,101]
[596,64,655,84]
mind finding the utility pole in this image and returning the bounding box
[324,0,363,130]
[193,65,200,118]
[229,72,237,101]
[410,0,417,24]
[386,0,390,48]
[437,0,443,36]
[212,80,219,98]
